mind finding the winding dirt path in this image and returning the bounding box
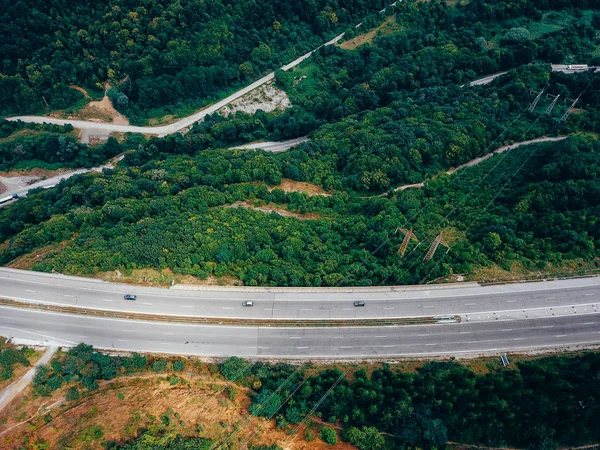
[368,136,568,197]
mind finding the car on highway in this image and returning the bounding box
[354,301,365,307]
[242,301,254,307]
[123,294,137,301]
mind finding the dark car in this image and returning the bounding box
[242,301,254,307]
[353,301,365,307]
[124,294,137,301]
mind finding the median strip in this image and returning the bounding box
[0,298,459,327]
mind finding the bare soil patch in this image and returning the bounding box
[338,16,401,50]
[0,181,6,195]
[95,267,242,287]
[0,371,354,450]
[7,240,72,270]
[269,178,330,196]
[452,258,600,284]
[219,81,291,116]
[225,201,322,220]
[69,85,90,99]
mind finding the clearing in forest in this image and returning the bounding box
[0,368,352,450]
[338,16,402,50]
[269,178,330,196]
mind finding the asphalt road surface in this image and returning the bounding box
[5,32,346,136]
[1,268,599,321]
[0,306,598,358]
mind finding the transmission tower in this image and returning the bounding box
[545,94,560,114]
[423,232,450,261]
[560,94,581,122]
[528,89,544,112]
[396,227,420,257]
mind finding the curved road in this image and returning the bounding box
[0,268,599,357]
[5,32,347,136]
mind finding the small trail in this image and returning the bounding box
[365,136,568,198]
[0,346,58,414]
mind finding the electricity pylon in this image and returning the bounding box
[545,94,560,114]
[396,227,420,257]
[528,89,544,112]
[560,94,581,122]
[423,232,450,261]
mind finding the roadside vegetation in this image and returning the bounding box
[0,338,35,388]
[1,346,599,449]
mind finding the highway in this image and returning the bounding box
[1,268,599,321]
[1,268,599,357]
[0,306,598,358]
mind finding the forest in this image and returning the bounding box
[0,0,599,285]
[28,345,600,449]
[0,0,383,122]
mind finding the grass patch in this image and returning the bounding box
[338,16,403,50]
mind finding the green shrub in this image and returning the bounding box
[320,427,337,445]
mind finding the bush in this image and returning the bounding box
[66,387,80,402]
[320,427,338,445]
[151,359,168,373]
[219,357,251,381]
[173,360,185,371]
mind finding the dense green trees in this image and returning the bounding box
[0,134,598,286]
[0,341,31,381]
[33,343,147,396]
[239,352,600,449]
[0,120,125,170]
[0,0,382,121]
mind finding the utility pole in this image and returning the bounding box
[528,89,544,112]
[396,227,420,257]
[560,94,581,122]
[423,232,450,261]
[545,94,560,114]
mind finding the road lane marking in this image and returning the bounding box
[163,333,175,335]
[181,305,193,308]
[584,293,594,296]
[374,336,386,338]
[102,299,113,302]
[339,346,353,349]
[64,295,75,298]
[301,309,312,311]
[459,332,471,334]
[464,303,476,306]
[384,307,394,310]
[502,329,513,332]
[332,337,344,339]
[296,347,308,349]
[418,334,429,337]
[425,343,437,346]
[342,308,352,311]
[263,308,273,311]
[555,335,567,338]
[583,322,596,325]
[222,307,234,310]
[505,300,517,303]
[26,290,36,293]
[541,326,554,329]
[512,338,525,341]
[117,339,128,342]
[289,337,301,340]
[424,306,435,308]
[142,302,153,306]
[545,297,556,300]
[381,345,396,348]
